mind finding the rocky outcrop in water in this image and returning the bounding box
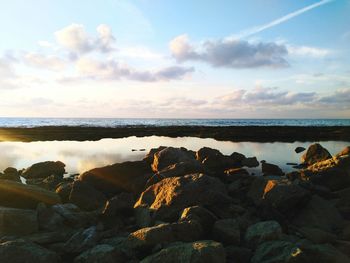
[0,143,349,262]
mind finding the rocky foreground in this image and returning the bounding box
[0,144,350,262]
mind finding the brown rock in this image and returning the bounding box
[301,143,332,165]
[0,207,38,236]
[212,219,240,245]
[261,162,284,176]
[22,161,65,179]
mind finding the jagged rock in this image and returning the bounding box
[225,245,252,263]
[0,239,60,263]
[135,173,231,221]
[69,181,107,211]
[196,147,237,171]
[230,152,246,165]
[74,244,127,263]
[152,147,196,172]
[295,147,306,153]
[56,181,73,203]
[102,192,135,217]
[128,221,203,251]
[242,157,259,168]
[79,161,152,195]
[301,143,332,165]
[179,206,218,231]
[64,226,101,254]
[22,161,65,179]
[244,220,282,248]
[212,219,240,245]
[143,146,167,164]
[262,162,284,176]
[0,206,38,236]
[292,195,344,233]
[0,179,61,209]
[157,161,204,179]
[140,240,226,263]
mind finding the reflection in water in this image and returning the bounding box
[0,136,348,175]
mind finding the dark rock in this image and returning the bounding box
[56,182,73,203]
[135,205,152,228]
[196,147,238,171]
[295,147,306,154]
[74,244,127,263]
[225,246,252,263]
[245,220,282,248]
[22,161,65,179]
[102,192,135,217]
[153,147,195,172]
[298,227,337,244]
[0,239,60,263]
[0,206,38,236]
[179,206,218,231]
[0,179,61,209]
[301,143,332,165]
[37,203,64,231]
[135,173,231,221]
[336,146,350,158]
[143,146,167,164]
[79,161,152,195]
[262,162,284,176]
[52,204,98,228]
[242,157,259,168]
[0,167,21,182]
[140,240,226,263]
[64,226,100,254]
[157,161,204,179]
[231,152,246,164]
[212,219,240,245]
[69,181,107,211]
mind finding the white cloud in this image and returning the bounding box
[287,45,330,58]
[24,52,66,71]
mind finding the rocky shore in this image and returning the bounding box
[1,125,350,142]
[1,143,350,262]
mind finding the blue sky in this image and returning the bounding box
[0,0,349,118]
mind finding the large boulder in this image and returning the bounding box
[0,167,21,182]
[152,147,196,172]
[134,173,231,221]
[292,194,344,233]
[69,181,107,211]
[196,147,238,171]
[301,143,332,166]
[0,179,61,209]
[79,160,152,195]
[22,161,65,179]
[261,162,284,176]
[242,157,259,168]
[212,219,240,245]
[63,226,100,254]
[179,206,218,231]
[244,220,282,248]
[140,240,226,263]
[0,207,38,236]
[74,244,127,263]
[0,239,60,263]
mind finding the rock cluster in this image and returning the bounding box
[0,143,350,262]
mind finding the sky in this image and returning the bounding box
[0,0,350,118]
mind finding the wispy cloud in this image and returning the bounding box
[237,0,334,38]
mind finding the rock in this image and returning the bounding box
[102,192,135,217]
[69,181,107,211]
[224,168,250,182]
[301,143,332,165]
[140,240,226,263]
[37,203,64,231]
[212,219,240,245]
[242,157,259,168]
[143,146,167,164]
[152,147,196,172]
[25,230,77,245]
[64,226,100,254]
[295,147,306,153]
[135,173,231,221]
[297,243,350,263]
[0,239,60,263]
[244,220,282,248]
[157,161,204,179]
[0,167,21,182]
[79,160,152,195]
[74,244,127,263]
[298,227,337,244]
[225,246,252,263]
[0,179,61,209]
[52,204,98,228]
[0,206,38,236]
[128,221,203,250]
[292,195,344,233]
[336,146,350,157]
[179,206,218,231]
[22,161,65,179]
[335,187,350,219]
[135,205,152,228]
[196,147,237,171]
[262,162,284,176]
[231,152,246,165]
[56,182,73,203]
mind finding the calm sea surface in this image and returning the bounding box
[0,118,350,127]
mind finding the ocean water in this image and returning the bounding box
[0,118,349,127]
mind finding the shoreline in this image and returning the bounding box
[1,125,350,142]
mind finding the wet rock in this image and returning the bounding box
[0,179,61,209]
[262,162,284,176]
[128,221,203,250]
[69,181,107,211]
[295,147,306,153]
[301,143,332,165]
[64,226,100,254]
[179,206,218,231]
[22,161,65,179]
[0,239,60,263]
[292,195,344,233]
[212,219,240,245]
[0,206,38,236]
[79,160,152,195]
[242,157,259,168]
[135,173,231,221]
[152,147,196,172]
[74,244,127,263]
[140,240,226,263]
[244,220,282,248]
[225,246,252,263]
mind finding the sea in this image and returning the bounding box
[0,118,350,127]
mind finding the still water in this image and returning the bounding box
[0,136,348,175]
